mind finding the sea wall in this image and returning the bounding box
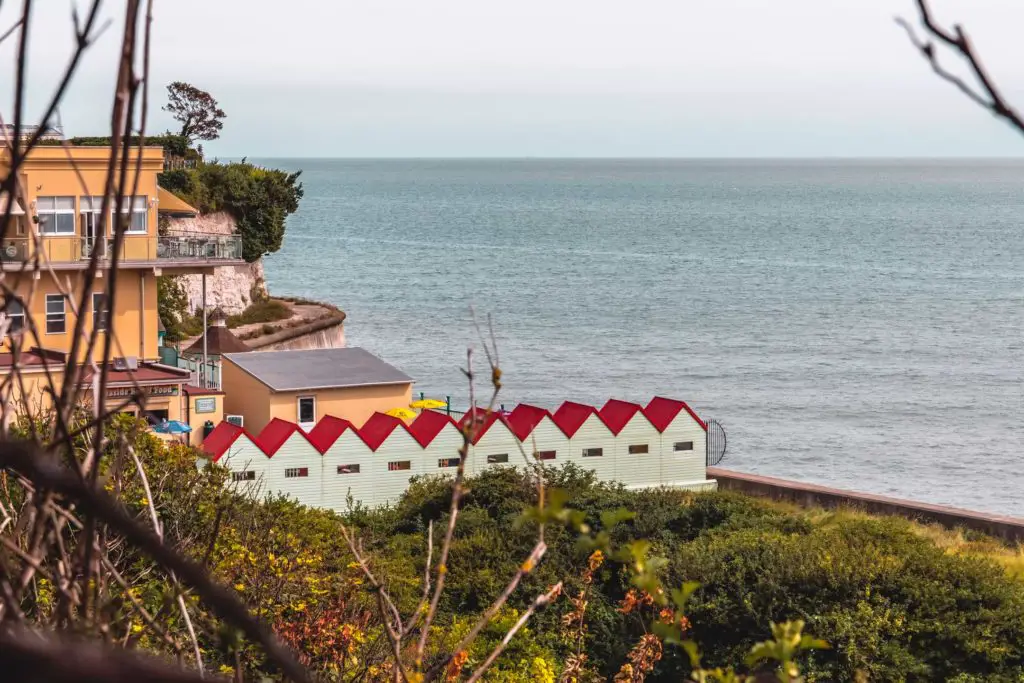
[245,315,346,352]
[164,212,266,315]
[707,467,1024,543]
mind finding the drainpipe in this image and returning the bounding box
[201,273,208,388]
[139,273,145,360]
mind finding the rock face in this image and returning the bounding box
[165,212,266,315]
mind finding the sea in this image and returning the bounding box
[256,159,1024,516]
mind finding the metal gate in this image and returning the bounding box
[706,419,727,467]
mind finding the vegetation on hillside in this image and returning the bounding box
[12,414,1022,681]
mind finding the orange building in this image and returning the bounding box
[0,143,244,425]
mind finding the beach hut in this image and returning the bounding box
[203,422,270,494]
[599,399,662,488]
[460,409,522,474]
[644,397,709,486]
[552,401,617,480]
[360,412,423,505]
[409,411,464,476]
[507,404,571,469]
[308,415,374,512]
[258,418,323,507]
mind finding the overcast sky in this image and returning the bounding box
[3,0,1024,157]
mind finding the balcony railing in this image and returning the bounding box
[0,234,244,266]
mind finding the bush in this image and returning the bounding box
[226,299,292,328]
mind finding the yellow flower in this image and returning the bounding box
[234,583,245,592]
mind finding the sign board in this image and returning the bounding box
[195,397,216,414]
[107,384,179,400]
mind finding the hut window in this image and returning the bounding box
[487,453,509,464]
[337,464,360,474]
[674,441,694,452]
[92,292,108,332]
[388,461,411,472]
[232,471,255,482]
[582,448,603,458]
[438,457,460,468]
[628,444,649,455]
[297,396,316,424]
[284,467,309,478]
[536,450,556,461]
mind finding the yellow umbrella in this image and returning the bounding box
[385,407,418,420]
[410,398,447,410]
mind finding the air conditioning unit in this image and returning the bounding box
[112,357,127,370]
[125,356,139,370]
[226,415,244,427]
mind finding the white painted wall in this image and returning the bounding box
[611,413,662,488]
[422,421,466,477]
[321,430,373,513]
[656,412,708,486]
[468,419,523,475]
[368,427,424,506]
[569,413,617,481]
[264,432,323,507]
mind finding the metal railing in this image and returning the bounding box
[0,233,244,265]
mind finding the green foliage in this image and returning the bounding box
[37,134,192,157]
[163,81,226,144]
[226,299,292,329]
[157,275,202,342]
[158,160,303,262]
[356,465,1024,681]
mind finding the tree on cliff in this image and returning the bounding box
[163,81,226,144]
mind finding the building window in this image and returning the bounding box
[388,461,411,472]
[45,294,66,334]
[674,441,694,452]
[3,297,24,334]
[486,453,509,464]
[116,196,148,234]
[284,467,309,478]
[297,396,316,424]
[232,471,256,482]
[628,444,649,455]
[582,447,603,458]
[536,450,556,461]
[438,457,460,468]
[337,464,360,474]
[36,196,75,235]
[92,292,108,331]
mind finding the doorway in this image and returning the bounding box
[82,211,103,258]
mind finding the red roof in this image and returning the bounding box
[408,410,458,447]
[551,401,599,437]
[202,422,247,461]
[358,412,407,451]
[307,415,355,453]
[257,418,302,456]
[201,397,705,458]
[644,396,707,432]
[184,384,225,397]
[506,404,551,440]
[598,399,645,435]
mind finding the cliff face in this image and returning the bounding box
[165,212,267,315]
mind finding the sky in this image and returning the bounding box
[2,0,1024,157]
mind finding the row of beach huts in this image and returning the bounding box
[201,396,715,511]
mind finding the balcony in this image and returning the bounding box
[0,234,244,270]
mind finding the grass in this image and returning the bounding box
[226,299,292,329]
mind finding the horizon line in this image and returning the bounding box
[219,155,1024,161]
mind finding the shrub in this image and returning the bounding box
[226,299,292,328]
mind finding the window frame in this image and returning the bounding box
[438,457,460,468]
[284,467,309,478]
[582,447,603,458]
[3,297,24,334]
[297,395,316,425]
[486,453,509,464]
[673,441,695,452]
[92,292,108,332]
[388,461,412,472]
[115,195,148,234]
[232,471,256,482]
[628,444,649,455]
[45,294,66,335]
[337,464,361,475]
[36,196,76,236]
[536,450,556,461]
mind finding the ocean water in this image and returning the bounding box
[259,159,1024,516]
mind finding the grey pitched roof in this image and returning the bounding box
[223,347,413,392]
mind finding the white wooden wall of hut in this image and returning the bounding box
[468,420,523,475]
[221,437,271,489]
[612,414,662,489]
[267,432,323,505]
[322,430,373,513]
[569,413,617,481]
[372,427,425,506]
[657,412,707,486]
[520,414,571,470]
[423,422,465,474]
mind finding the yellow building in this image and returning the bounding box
[0,144,245,425]
[222,347,414,433]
